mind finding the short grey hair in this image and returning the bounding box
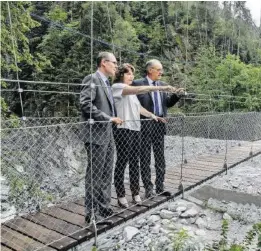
[97,51,114,67]
[145,59,161,73]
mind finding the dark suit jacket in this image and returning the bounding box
[132,78,180,119]
[80,72,115,145]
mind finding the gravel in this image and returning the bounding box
[1,133,260,250]
[207,154,261,195]
[88,154,261,251]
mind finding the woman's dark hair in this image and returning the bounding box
[113,63,135,83]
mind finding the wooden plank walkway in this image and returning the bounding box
[1,140,261,251]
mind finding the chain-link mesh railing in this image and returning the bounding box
[1,112,261,250]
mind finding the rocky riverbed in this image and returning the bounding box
[1,134,245,221]
[84,154,261,251]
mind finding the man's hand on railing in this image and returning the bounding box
[150,113,167,123]
[111,117,123,125]
[156,116,167,123]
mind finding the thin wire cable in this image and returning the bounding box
[29,10,199,65]
[1,78,83,86]
[106,2,115,54]
[7,2,24,117]
[1,89,80,95]
[2,79,260,100]
[88,1,98,247]
[3,88,256,104]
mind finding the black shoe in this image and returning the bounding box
[145,189,155,199]
[99,207,114,218]
[156,189,172,197]
[85,214,94,224]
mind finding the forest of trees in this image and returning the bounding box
[1,1,261,119]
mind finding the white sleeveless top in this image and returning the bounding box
[112,83,141,131]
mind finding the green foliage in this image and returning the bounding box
[1,2,50,74]
[1,1,261,116]
[206,220,261,251]
[171,228,191,251]
[1,160,54,210]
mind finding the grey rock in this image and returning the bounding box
[195,217,207,229]
[123,226,140,242]
[159,227,170,234]
[161,219,170,225]
[168,202,179,212]
[166,223,177,230]
[144,238,152,247]
[147,215,161,225]
[160,209,176,219]
[195,229,206,236]
[183,208,199,218]
[176,206,187,212]
[223,213,232,221]
[151,224,161,234]
[158,236,171,247]
[187,217,197,224]
[180,219,189,225]
[171,217,179,222]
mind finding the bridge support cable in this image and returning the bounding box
[6,2,25,120]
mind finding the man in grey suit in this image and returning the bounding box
[80,52,123,224]
[132,59,184,198]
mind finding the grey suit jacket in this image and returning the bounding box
[80,72,114,145]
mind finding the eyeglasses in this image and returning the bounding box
[152,68,164,73]
[105,60,118,66]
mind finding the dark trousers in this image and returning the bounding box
[85,140,114,215]
[140,120,166,193]
[114,129,140,197]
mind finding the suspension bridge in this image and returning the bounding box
[1,1,261,250]
[1,112,261,251]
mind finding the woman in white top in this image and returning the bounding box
[112,63,175,208]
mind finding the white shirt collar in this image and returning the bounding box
[146,76,155,85]
[97,70,108,83]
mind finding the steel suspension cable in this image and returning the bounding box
[7,2,25,118]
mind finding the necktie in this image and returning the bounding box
[152,81,160,116]
[105,80,115,117]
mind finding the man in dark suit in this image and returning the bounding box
[132,59,184,198]
[80,52,123,223]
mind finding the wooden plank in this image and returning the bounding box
[0,245,13,251]
[104,215,125,227]
[140,199,156,208]
[1,225,55,251]
[165,170,209,180]
[4,218,76,251]
[73,197,122,215]
[74,197,85,206]
[151,195,170,204]
[181,164,221,172]
[69,228,94,243]
[166,168,218,178]
[42,207,85,227]
[127,205,148,214]
[116,209,138,221]
[58,203,85,216]
[23,213,83,240]
[179,169,215,178]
